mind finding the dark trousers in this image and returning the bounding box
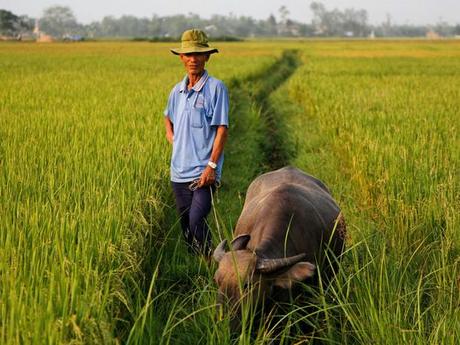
[171,182,215,255]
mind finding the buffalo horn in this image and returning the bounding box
[256,253,307,273]
[213,239,227,262]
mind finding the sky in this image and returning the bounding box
[2,0,460,25]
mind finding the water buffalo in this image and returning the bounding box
[213,166,346,323]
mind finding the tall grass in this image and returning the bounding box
[275,40,460,343]
[0,42,177,344]
[1,40,459,344]
[0,41,281,343]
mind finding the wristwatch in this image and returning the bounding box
[207,161,217,169]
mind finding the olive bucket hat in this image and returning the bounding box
[171,29,218,55]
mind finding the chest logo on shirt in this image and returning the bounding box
[195,94,205,109]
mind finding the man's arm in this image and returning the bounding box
[199,125,228,187]
[164,117,174,144]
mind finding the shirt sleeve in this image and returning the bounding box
[210,82,229,127]
[164,87,175,122]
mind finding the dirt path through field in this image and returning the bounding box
[234,49,301,170]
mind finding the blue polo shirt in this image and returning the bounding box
[164,70,229,182]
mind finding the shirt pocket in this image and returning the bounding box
[191,107,204,128]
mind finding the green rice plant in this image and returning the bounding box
[275,40,460,344]
[0,41,282,343]
[2,40,459,344]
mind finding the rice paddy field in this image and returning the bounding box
[0,40,459,344]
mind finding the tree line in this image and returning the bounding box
[1,2,460,40]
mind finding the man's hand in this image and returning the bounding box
[164,117,174,144]
[199,166,216,187]
[166,131,174,144]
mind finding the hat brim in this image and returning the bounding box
[171,47,218,55]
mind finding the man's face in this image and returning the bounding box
[180,52,210,76]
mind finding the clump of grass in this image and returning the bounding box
[0,41,284,343]
[278,40,460,343]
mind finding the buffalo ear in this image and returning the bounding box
[231,234,251,251]
[213,239,228,262]
[273,262,316,289]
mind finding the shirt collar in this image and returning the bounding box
[179,70,209,93]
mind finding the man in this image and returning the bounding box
[164,29,229,255]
